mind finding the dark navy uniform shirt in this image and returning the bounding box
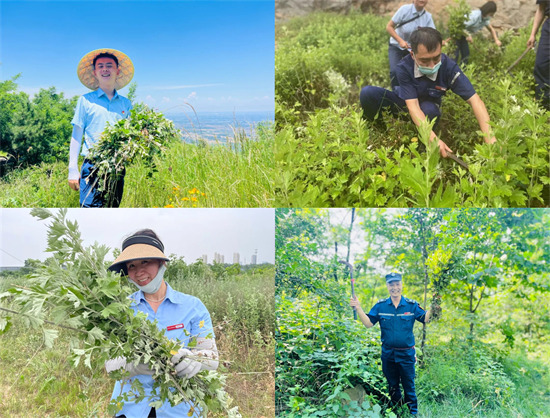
[537,0,550,17]
[395,54,476,105]
[367,296,427,348]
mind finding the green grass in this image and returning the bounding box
[0,124,274,208]
[0,270,275,417]
[418,356,550,418]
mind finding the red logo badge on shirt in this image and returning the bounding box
[167,323,184,331]
[122,111,125,114]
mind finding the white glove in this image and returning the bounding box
[170,338,219,378]
[105,356,154,377]
[171,348,202,378]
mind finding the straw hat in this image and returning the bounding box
[77,48,134,90]
[109,235,169,276]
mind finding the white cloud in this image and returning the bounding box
[144,83,223,91]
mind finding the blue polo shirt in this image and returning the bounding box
[71,88,132,156]
[367,296,426,349]
[465,9,491,34]
[110,282,215,418]
[396,54,476,104]
[390,4,436,49]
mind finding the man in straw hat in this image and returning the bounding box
[350,272,440,415]
[106,229,218,417]
[68,48,134,207]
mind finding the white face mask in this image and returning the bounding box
[130,264,166,294]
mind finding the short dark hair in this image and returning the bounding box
[129,229,163,247]
[93,52,119,68]
[479,1,497,17]
[410,27,443,54]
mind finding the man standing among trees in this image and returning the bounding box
[350,272,439,416]
[360,27,496,158]
[68,48,134,207]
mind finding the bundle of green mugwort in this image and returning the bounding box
[0,208,240,417]
[87,103,180,200]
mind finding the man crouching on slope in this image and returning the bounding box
[360,27,496,158]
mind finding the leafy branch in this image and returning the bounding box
[86,103,180,206]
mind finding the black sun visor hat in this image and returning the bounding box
[108,235,169,276]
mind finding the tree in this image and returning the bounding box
[275,209,329,296]
[0,78,78,171]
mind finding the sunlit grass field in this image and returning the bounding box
[0,125,274,208]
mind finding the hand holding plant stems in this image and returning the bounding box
[86,103,180,206]
[0,208,240,417]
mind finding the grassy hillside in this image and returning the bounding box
[0,125,274,208]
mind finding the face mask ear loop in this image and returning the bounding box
[128,263,167,294]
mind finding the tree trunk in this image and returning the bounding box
[333,241,338,281]
[418,214,429,355]
[469,284,475,338]
[345,208,355,264]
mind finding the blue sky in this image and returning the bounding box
[0,0,274,113]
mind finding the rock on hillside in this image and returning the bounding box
[275,0,537,31]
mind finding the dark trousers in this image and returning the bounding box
[534,19,550,110]
[359,86,441,126]
[388,44,410,89]
[117,407,156,417]
[454,36,470,65]
[382,351,418,415]
[80,159,125,208]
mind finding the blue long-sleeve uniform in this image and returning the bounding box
[367,296,426,415]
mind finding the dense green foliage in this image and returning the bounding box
[275,209,550,417]
[0,77,77,171]
[275,13,550,207]
[446,0,471,43]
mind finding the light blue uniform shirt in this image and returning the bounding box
[110,282,215,418]
[71,88,132,156]
[390,4,436,49]
[465,9,491,34]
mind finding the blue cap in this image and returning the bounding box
[385,272,402,283]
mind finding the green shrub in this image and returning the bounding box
[275,13,550,207]
[417,340,515,409]
[276,293,396,417]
